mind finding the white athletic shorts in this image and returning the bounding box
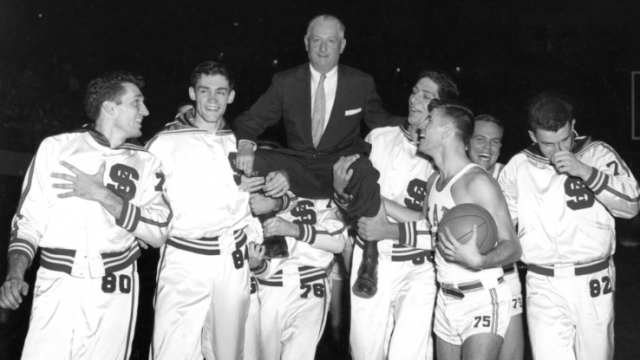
[503,264,523,316]
[434,277,511,346]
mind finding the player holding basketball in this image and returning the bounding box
[467,114,524,360]
[0,71,172,360]
[146,61,291,360]
[499,94,640,360]
[419,99,520,360]
[334,70,459,359]
[247,197,347,360]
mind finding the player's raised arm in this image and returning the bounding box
[443,170,521,269]
[572,142,640,218]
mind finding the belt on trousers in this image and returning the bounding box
[40,243,140,275]
[257,266,327,287]
[166,228,247,255]
[527,258,609,277]
[503,265,515,275]
[354,236,434,264]
[441,276,504,299]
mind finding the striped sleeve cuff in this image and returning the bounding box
[115,199,141,232]
[398,222,417,247]
[296,224,317,245]
[584,167,609,195]
[8,238,37,266]
[279,192,298,213]
[250,260,268,275]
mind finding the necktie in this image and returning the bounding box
[311,74,326,148]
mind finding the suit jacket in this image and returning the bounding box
[233,63,405,158]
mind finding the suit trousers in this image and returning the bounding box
[253,148,381,223]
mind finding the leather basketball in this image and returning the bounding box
[438,203,498,254]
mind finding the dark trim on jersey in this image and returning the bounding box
[257,265,327,286]
[148,109,233,141]
[123,262,137,360]
[166,228,247,255]
[400,124,418,147]
[354,236,434,263]
[73,124,147,151]
[40,247,76,273]
[250,260,269,275]
[523,137,640,203]
[103,242,141,274]
[39,244,140,275]
[116,200,141,232]
[139,194,173,228]
[7,238,37,265]
[522,134,591,164]
[398,221,432,249]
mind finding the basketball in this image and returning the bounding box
[438,203,498,254]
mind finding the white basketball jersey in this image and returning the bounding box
[427,163,503,283]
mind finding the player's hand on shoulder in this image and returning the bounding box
[240,175,265,193]
[333,155,359,202]
[437,225,484,269]
[236,142,256,176]
[247,242,266,268]
[0,278,29,310]
[551,151,592,179]
[263,217,299,238]
[249,193,280,215]
[263,170,289,198]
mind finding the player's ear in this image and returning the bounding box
[228,90,236,104]
[442,124,453,139]
[528,130,537,144]
[189,87,196,101]
[102,101,116,116]
[570,119,576,132]
[340,39,346,53]
[304,35,309,51]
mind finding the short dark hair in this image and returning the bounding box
[190,61,235,90]
[428,99,474,143]
[84,71,144,121]
[418,71,459,100]
[474,114,504,131]
[527,93,573,132]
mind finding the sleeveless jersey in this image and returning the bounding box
[428,163,503,283]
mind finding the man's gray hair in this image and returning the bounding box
[306,14,345,39]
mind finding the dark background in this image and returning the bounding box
[2,0,640,359]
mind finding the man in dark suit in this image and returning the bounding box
[234,14,404,299]
[234,14,404,198]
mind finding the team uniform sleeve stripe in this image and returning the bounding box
[251,260,268,275]
[8,238,37,265]
[584,167,609,195]
[116,200,141,232]
[605,186,640,202]
[398,222,416,246]
[295,224,317,244]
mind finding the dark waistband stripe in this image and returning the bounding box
[167,229,247,255]
[527,258,609,277]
